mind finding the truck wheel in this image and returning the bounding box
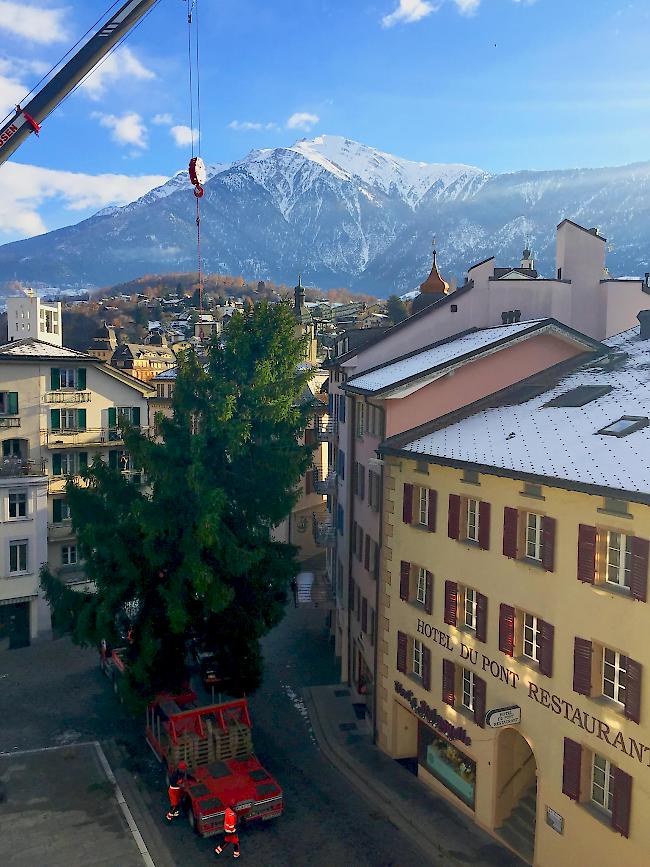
[187,806,200,835]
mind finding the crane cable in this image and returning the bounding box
[185,0,206,324]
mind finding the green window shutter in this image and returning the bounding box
[77,368,86,390]
[131,406,141,426]
[52,453,62,475]
[53,498,62,523]
[109,450,118,469]
[7,392,18,415]
[108,407,117,428]
[78,452,88,471]
[2,440,10,457]
[50,368,60,391]
[77,409,86,431]
[50,409,61,431]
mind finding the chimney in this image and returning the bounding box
[638,310,650,340]
[513,309,522,323]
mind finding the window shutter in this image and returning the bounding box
[52,498,62,524]
[442,659,455,706]
[400,561,410,602]
[50,368,60,390]
[108,406,117,429]
[577,524,596,583]
[498,604,515,656]
[77,408,87,431]
[538,620,554,677]
[52,453,62,476]
[397,631,407,673]
[7,392,18,415]
[478,501,490,550]
[572,637,593,696]
[77,368,86,390]
[425,571,434,615]
[340,450,345,480]
[340,395,346,423]
[562,738,582,801]
[78,452,88,472]
[328,393,333,415]
[473,676,486,728]
[361,597,368,633]
[447,494,461,540]
[612,767,632,838]
[131,405,140,426]
[2,440,11,457]
[624,658,642,724]
[503,507,519,558]
[364,535,370,571]
[304,427,316,446]
[630,537,649,602]
[444,580,457,626]
[109,450,119,469]
[359,465,365,501]
[305,470,313,495]
[476,593,488,643]
[427,489,437,533]
[402,483,413,525]
[540,516,556,572]
[50,408,61,431]
[422,645,431,691]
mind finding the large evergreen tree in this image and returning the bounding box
[42,301,313,701]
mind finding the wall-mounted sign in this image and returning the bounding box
[546,806,564,834]
[485,705,521,728]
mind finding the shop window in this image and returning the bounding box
[417,721,476,809]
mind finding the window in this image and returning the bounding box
[523,613,541,661]
[8,492,27,519]
[9,540,27,574]
[416,567,427,605]
[59,369,76,388]
[0,391,18,415]
[464,588,477,630]
[466,498,479,542]
[591,753,614,813]
[52,499,71,523]
[412,639,423,678]
[598,416,649,437]
[418,487,429,526]
[462,668,475,711]
[603,648,627,705]
[62,545,77,566]
[606,532,632,588]
[526,512,543,560]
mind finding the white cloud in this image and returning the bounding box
[81,46,155,100]
[92,111,148,150]
[454,0,480,14]
[286,112,320,132]
[382,0,437,27]
[0,1,67,44]
[170,124,199,147]
[229,120,263,131]
[152,113,173,125]
[0,162,167,238]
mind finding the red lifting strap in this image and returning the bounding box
[16,105,40,136]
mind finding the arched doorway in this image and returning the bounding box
[495,728,537,864]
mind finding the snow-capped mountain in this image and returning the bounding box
[0,136,649,294]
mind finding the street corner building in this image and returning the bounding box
[375,319,650,865]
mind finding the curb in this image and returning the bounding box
[303,688,459,867]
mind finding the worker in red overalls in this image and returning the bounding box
[165,761,194,822]
[214,804,240,858]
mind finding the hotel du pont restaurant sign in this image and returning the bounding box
[411,617,650,770]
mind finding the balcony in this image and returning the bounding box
[312,513,336,547]
[43,426,152,448]
[0,416,20,429]
[48,520,75,541]
[316,418,338,443]
[0,457,46,478]
[313,469,337,495]
[44,391,92,404]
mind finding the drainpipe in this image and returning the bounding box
[346,391,355,687]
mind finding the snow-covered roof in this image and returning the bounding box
[152,366,178,381]
[345,319,588,396]
[0,339,93,360]
[388,325,650,500]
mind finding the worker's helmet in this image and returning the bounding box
[178,761,188,771]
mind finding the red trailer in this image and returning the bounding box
[146,692,283,837]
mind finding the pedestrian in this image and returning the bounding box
[165,760,195,822]
[290,576,298,608]
[214,804,240,859]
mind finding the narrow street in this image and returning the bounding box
[0,603,437,866]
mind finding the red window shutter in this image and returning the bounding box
[397,631,407,673]
[612,767,632,838]
[624,658,642,724]
[577,524,596,583]
[400,561,411,602]
[422,645,431,691]
[305,469,314,495]
[425,571,434,616]
[364,535,370,571]
[448,494,461,540]
[442,659,455,706]
[502,507,519,558]
[498,604,515,656]
[473,676,486,728]
[562,738,582,801]
[444,580,457,626]
[478,501,491,550]
[476,593,488,643]
[427,489,437,533]
[541,516,556,572]
[538,620,554,677]
[403,483,413,524]
[305,427,316,446]
[361,597,368,633]
[630,537,649,602]
[572,637,593,695]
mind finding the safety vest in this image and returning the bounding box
[224,808,237,834]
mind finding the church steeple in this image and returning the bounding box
[293,274,312,324]
[411,237,450,313]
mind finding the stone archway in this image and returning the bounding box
[495,728,537,864]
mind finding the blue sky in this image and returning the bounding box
[0,0,648,242]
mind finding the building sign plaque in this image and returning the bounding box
[485,705,521,728]
[546,806,564,834]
